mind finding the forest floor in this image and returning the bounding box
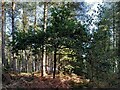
[2,72,90,89]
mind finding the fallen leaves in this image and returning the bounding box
[2,72,90,89]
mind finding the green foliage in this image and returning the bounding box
[4,2,120,88]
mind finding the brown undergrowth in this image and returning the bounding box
[2,72,90,89]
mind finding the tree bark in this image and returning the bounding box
[41,2,48,77]
[53,46,57,79]
[1,0,7,68]
[41,47,44,76]
[118,28,120,77]
[34,2,37,32]
[113,4,116,49]
[25,50,28,73]
[117,8,120,87]
[58,54,60,74]
[12,0,16,71]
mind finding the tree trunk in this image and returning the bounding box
[118,39,120,87]
[113,4,116,49]
[118,25,120,77]
[50,53,53,74]
[53,46,57,79]
[34,2,37,32]
[45,54,48,74]
[25,50,28,73]
[117,13,120,87]
[41,2,48,76]
[58,54,61,74]
[41,47,44,76]
[12,0,16,71]
[1,0,8,69]
[22,50,25,72]
[18,53,21,73]
[35,55,37,72]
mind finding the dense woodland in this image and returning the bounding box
[1,0,120,89]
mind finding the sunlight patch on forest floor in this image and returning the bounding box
[2,72,90,89]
